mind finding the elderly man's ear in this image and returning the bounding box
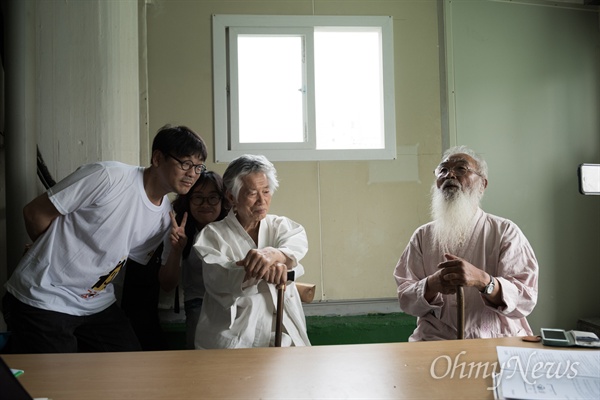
[226,190,236,206]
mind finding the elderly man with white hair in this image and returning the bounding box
[194,154,310,349]
[394,145,538,341]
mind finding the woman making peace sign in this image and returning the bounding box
[158,171,230,349]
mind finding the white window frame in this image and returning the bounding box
[212,14,397,162]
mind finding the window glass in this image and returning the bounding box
[237,36,305,143]
[315,28,384,150]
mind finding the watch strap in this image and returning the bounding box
[481,274,494,294]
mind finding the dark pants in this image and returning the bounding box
[121,244,168,351]
[2,292,141,354]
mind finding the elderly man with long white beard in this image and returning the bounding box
[393,146,538,341]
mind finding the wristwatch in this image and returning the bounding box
[481,274,495,295]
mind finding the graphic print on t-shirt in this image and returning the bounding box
[80,258,127,299]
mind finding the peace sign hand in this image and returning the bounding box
[169,211,188,252]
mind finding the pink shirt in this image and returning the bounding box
[394,208,538,341]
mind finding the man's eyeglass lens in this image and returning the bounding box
[169,154,206,174]
[435,165,471,177]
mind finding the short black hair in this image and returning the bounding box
[152,125,207,161]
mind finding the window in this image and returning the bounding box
[212,15,396,162]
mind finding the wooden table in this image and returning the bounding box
[2,337,542,399]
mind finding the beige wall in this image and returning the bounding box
[145,0,600,331]
[145,0,443,302]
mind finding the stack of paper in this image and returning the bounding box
[494,346,600,399]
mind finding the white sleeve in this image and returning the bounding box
[48,163,112,215]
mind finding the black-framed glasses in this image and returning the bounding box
[168,154,206,174]
[434,164,481,178]
[190,194,221,206]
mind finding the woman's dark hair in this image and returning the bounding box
[152,124,208,161]
[172,171,230,259]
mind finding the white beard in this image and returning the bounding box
[431,180,483,254]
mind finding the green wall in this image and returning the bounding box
[446,0,600,330]
[162,313,417,350]
[307,313,416,345]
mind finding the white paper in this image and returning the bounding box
[494,346,600,400]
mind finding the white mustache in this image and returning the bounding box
[441,180,461,190]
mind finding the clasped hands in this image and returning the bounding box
[169,212,288,285]
[427,254,488,295]
[237,248,289,286]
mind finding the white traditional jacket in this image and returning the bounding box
[194,210,310,349]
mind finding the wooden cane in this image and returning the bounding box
[274,270,295,347]
[275,283,286,347]
[456,285,465,340]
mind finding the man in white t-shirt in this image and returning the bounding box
[2,125,207,353]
